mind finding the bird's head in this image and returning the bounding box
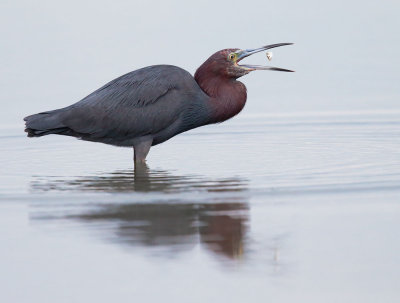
[195,43,294,80]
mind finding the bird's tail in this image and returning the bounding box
[24,110,69,137]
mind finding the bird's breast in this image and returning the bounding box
[209,81,247,123]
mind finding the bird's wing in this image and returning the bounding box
[57,65,195,141]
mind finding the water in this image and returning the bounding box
[1,112,400,302]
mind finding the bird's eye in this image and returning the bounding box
[228,53,236,61]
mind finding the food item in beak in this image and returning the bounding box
[266,52,273,61]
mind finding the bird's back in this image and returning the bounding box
[24,65,210,146]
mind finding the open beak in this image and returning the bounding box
[236,43,294,72]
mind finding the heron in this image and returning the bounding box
[24,43,293,163]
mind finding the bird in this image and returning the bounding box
[24,43,293,163]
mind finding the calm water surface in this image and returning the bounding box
[1,112,400,302]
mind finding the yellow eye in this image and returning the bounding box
[228,53,236,61]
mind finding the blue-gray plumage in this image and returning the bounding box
[24,43,293,163]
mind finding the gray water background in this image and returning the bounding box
[1,0,400,302]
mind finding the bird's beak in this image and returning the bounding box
[235,43,294,72]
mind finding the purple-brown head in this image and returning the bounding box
[195,43,294,80]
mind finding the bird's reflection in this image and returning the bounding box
[31,164,249,260]
[32,163,247,193]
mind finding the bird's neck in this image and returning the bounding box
[194,71,247,124]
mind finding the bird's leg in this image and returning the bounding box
[133,138,153,163]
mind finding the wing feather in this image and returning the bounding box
[57,65,195,142]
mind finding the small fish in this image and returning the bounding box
[266,52,273,61]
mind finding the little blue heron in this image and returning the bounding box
[24,43,293,163]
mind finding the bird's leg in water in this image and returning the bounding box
[133,138,152,163]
